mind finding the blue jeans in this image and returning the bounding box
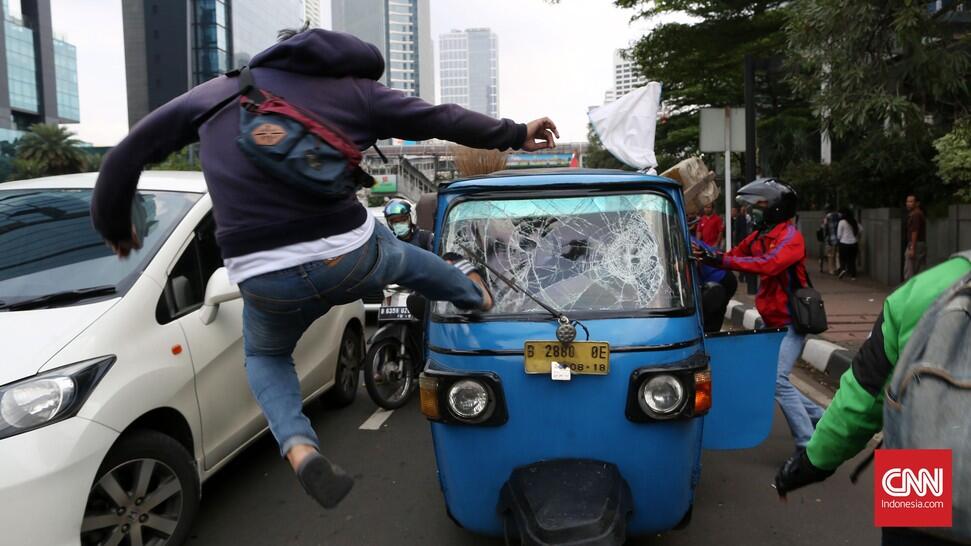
[775,326,824,448]
[239,223,483,456]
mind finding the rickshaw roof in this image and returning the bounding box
[438,168,680,194]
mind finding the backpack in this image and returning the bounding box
[883,251,971,542]
[196,66,376,198]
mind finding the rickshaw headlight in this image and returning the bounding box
[639,375,685,415]
[447,380,491,421]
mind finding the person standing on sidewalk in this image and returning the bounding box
[904,194,927,280]
[823,204,842,275]
[836,208,862,280]
[92,27,559,509]
[774,253,971,546]
[697,202,725,249]
[694,179,824,450]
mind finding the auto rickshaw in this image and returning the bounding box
[415,168,784,545]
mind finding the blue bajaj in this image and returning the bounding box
[416,169,784,545]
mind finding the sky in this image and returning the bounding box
[50,0,666,146]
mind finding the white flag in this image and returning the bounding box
[587,82,662,170]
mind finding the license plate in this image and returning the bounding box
[378,306,412,321]
[523,341,610,375]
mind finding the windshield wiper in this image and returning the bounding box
[0,285,117,311]
[456,243,588,341]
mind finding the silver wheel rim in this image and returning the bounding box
[371,343,412,404]
[338,333,361,393]
[81,458,183,546]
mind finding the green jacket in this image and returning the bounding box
[807,256,971,471]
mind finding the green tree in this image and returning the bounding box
[14,123,86,177]
[150,145,202,171]
[934,118,971,202]
[611,1,817,176]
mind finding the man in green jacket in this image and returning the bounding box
[774,254,971,545]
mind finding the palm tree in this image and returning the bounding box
[15,123,86,177]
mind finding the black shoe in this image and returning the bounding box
[296,453,354,509]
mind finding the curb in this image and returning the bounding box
[724,299,854,383]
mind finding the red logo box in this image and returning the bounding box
[874,449,952,528]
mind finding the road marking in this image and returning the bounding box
[359,408,395,430]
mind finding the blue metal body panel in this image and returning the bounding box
[701,330,786,449]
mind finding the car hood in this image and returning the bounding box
[0,300,118,386]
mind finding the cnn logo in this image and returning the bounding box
[874,449,952,528]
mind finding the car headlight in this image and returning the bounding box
[447,379,492,421]
[638,374,685,415]
[0,356,114,440]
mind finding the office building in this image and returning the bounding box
[122,0,305,126]
[331,0,433,102]
[304,0,320,28]
[604,48,646,104]
[0,0,79,142]
[439,28,498,118]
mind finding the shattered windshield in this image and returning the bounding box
[435,192,693,317]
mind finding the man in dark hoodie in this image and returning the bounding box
[91,27,559,509]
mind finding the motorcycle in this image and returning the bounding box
[364,284,423,409]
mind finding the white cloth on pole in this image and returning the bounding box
[588,82,662,170]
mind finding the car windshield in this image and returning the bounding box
[0,189,200,306]
[435,191,693,317]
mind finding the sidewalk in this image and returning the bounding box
[725,271,892,382]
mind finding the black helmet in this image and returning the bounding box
[735,178,797,228]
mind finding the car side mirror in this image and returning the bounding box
[200,267,240,325]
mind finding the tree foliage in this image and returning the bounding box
[14,124,86,178]
[583,123,630,170]
[934,118,971,202]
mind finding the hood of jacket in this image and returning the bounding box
[249,28,385,81]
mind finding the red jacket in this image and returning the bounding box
[719,222,808,327]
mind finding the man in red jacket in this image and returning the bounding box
[695,179,823,450]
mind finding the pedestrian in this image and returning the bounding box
[774,252,971,545]
[694,178,824,450]
[697,202,725,249]
[383,198,432,251]
[904,194,927,280]
[91,26,560,509]
[836,208,861,280]
[822,204,841,275]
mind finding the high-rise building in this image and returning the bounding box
[304,0,320,28]
[439,28,498,118]
[0,0,79,142]
[331,0,433,103]
[604,49,646,104]
[122,0,305,127]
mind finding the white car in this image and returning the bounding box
[0,172,365,546]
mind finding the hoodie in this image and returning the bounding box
[92,29,527,259]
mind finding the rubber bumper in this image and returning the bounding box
[498,459,632,546]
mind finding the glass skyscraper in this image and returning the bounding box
[0,0,80,141]
[439,28,498,118]
[123,0,304,126]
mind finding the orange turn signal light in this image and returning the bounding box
[693,370,712,415]
[419,375,441,420]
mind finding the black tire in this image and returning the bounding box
[81,430,199,546]
[323,325,363,408]
[364,337,417,410]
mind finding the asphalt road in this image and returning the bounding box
[186,326,881,546]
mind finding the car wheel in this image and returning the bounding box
[81,430,199,546]
[323,325,363,408]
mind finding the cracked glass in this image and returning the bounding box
[435,192,693,317]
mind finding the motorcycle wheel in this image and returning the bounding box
[364,337,417,410]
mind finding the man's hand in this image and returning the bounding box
[106,225,142,259]
[691,243,721,265]
[522,117,559,151]
[774,448,834,500]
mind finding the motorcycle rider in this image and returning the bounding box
[384,199,433,251]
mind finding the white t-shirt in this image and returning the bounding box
[224,213,375,284]
[836,219,860,245]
